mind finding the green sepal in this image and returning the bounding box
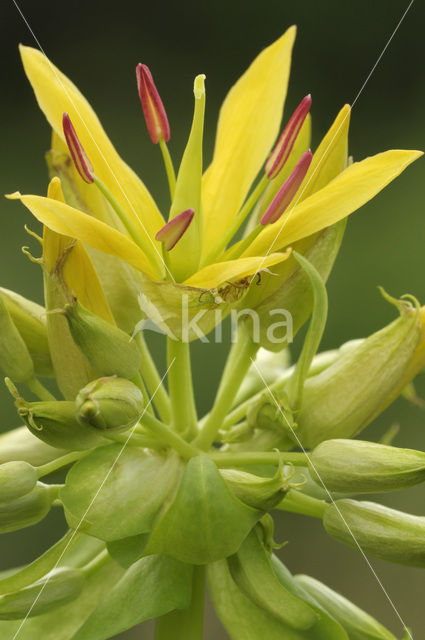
[323,499,425,567]
[0,288,53,378]
[145,455,262,564]
[0,482,56,534]
[0,568,84,620]
[61,444,182,541]
[64,299,142,379]
[220,461,293,510]
[71,555,192,640]
[0,461,37,502]
[227,527,318,630]
[295,573,398,639]
[0,292,34,383]
[106,533,149,568]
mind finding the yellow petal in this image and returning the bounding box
[243,149,423,256]
[7,191,157,279]
[202,27,296,255]
[184,251,290,290]
[19,46,163,241]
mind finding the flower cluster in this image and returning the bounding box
[0,25,423,640]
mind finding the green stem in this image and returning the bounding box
[134,332,171,423]
[209,450,307,468]
[155,565,205,640]
[159,138,177,200]
[131,372,154,415]
[37,450,88,478]
[222,225,262,261]
[202,174,268,266]
[102,430,163,449]
[277,489,327,519]
[26,376,55,401]
[139,411,199,459]
[167,338,198,438]
[194,324,259,450]
[93,175,163,275]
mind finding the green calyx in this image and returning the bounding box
[0,292,34,383]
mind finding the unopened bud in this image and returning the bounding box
[221,464,293,511]
[62,113,94,183]
[0,426,68,467]
[0,482,56,534]
[261,151,312,225]
[247,390,295,435]
[295,574,398,640]
[298,292,422,447]
[155,208,194,251]
[266,95,312,179]
[63,299,142,379]
[0,293,34,383]
[76,376,145,432]
[0,461,37,502]
[0,288,53,378]
[8,381,103,451]
[309,439,425,494]
[0,567,84,619]
[323,499,425,567]
[136,63,170,143]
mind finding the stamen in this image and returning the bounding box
[265,95,312,179]
[155,209,194,251]
[62,113,94,183]
[136,64,170,144]
[261,150,312,225]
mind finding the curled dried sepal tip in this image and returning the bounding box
[136,63,170,144]
[261,150,312,225]
[266,94,312,179]
[62,113,94,183]
[155,209,194,251]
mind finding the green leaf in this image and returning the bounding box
[107,533,149,568]
[0,552,124,640]
[286,251,328,410]
[60,444,182,541]
[145,455,262,564]
[228,528,318,630]
[71,554,193,640]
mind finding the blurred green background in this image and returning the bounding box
[1,0,424,637]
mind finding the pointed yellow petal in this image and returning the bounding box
[7,191,157,279]
[184,251,290,290]
[243,149,423,256]
[202,27,296,255]
[19,45,163,240]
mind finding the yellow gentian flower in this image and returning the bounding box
[7,26,421,340]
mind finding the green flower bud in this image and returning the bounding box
[323,499,425,567]
[220,464,293,510]
[0,461,37,502]
[8,382,103,451]
[75,376,145,432]
[247,390,295,434]
[309,439,425,494]
[0,288,53,378]
[0,482,56,534]
[295,573,398,640]
[0,567,84,619]
[297,292,422,448]
[64,299,142,378]
[0,426,68,467]
[0,292,34,383]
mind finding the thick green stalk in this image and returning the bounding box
[37,450,88,478]
[139,411,199,460]
[167,338,198,438]
[155,565,205,640]
[194,324,259,450]
[27,376,56,401]
[134,332,171,423]
[210,450,306,468]
[277,489,327,519]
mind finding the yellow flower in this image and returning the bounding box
[7,27,422,340]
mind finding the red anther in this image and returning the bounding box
[261,150,312,225]
[155,209,194,250]
[62,113,94,184]
[266,95,312,179]
[136,63,170,144]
